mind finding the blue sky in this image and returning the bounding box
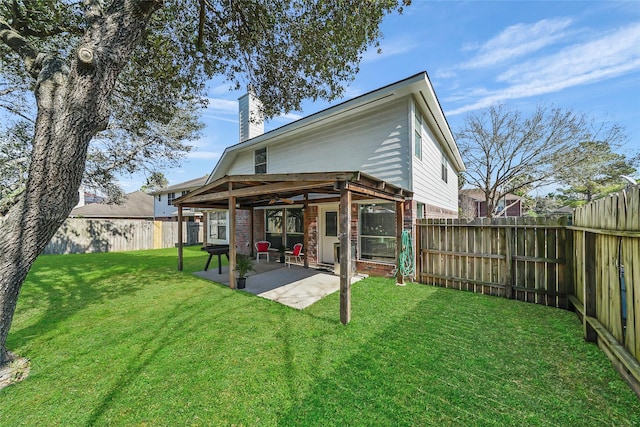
[120,0,640,191]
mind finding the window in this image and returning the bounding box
[157,194,161,202]
[167,192,176,205]
[359,203,396,262]
[182,190,189,196]
[265,208,304,249]
[208,211,227,242]
[416,202,426,219]
[414,113,422,159]
[265,209,283,248]
[285,208,304,248]
[255,147,267,173]
[325,212,338,237]
[441,152,449,183]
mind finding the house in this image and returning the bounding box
[149,176,207,221]
[458,189,523,218]
[69,190,154,219]
[177,72,465,283]
[74,188,106,209]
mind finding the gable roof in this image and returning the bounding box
[149,176,208,195]
[70,191,153,218]
[208,72,465,183]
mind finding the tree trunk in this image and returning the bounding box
[0,0,162,366]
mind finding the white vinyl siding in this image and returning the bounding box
[226,98,411,189]
[411,98,458,212]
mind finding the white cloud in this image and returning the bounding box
[460,18,573,69]
[498,22,640,85]
[206,98,238,114]
[447,22,640,116]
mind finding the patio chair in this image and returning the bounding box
[285,243,303,268]
[255,241,271,263]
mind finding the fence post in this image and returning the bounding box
[584,231,597,342]
[504,224,513,299]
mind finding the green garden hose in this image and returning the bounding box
[397,230,415,281]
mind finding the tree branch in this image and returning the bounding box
[0,18,43,78]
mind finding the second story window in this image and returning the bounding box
[441,152,449,183]
[414,113,422,159]
[167,192,176,205]
[255,147,267,173]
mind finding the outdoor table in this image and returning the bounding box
[201,245,230,274]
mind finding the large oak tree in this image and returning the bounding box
[0,0,409,366]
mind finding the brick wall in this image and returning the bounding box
[305,205,319,265]
[235,209,252,256]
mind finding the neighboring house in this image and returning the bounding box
[70,190,154,219]
[177,72,465,276]
[149,176,207,221]
[74,188,106,209]
[459,189,523,218]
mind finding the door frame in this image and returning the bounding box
[317,204,340,265]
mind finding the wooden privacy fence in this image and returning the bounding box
[44,219,203,255]
[416,217,571,309]
[570,186,640,396]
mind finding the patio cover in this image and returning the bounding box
[174,171,412,324]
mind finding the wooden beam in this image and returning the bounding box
[396,200,404,285]
[586,315,640,398]
[184,181,332,204]
[177,204,184,271]
[228,191,237,290]
[202,211,208,248]
[339,182,352,325]
[344,182,406,202]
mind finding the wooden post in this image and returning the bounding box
[249,207,254,257]
[177,204,184,271]
[339,182,352,325]
[228,188,237,290]
[416,219,422,284]
[584,231,597,342]
[202,211,208,247]
[396,200,405,285]
[504,224,513,299]
[303,193,309,268]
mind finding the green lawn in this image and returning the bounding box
[1,246,638,426]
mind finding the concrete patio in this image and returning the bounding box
[193,261,366,309]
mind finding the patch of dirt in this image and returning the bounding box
[0,352,30,390]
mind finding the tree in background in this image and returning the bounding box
[141,172,169,194]
[555,141,638,204]
[0,0,410,366]
[456,104,626,218]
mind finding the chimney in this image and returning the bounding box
[238,91,264,142]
